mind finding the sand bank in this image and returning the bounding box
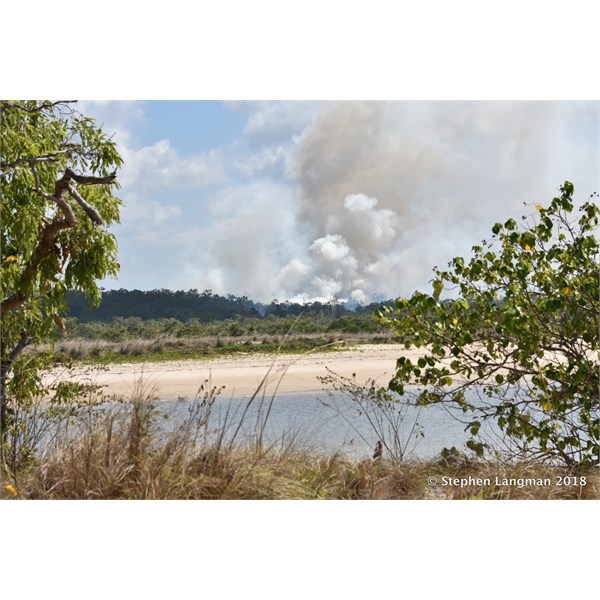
[65,344,422,401]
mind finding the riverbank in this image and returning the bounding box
[10,342,599,500]
[61,343,416,400]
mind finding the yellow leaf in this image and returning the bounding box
[52,314,66,332]
[5,255,19,263]
[563,286,571,296]
[5,484,17,496]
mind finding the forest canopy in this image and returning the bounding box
[65,288,391,323]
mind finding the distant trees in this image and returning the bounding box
[379,183,599,466]
[66,288,394,325]
[66,288,261,322]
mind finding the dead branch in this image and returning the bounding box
[30,161,76,226]
[64,168,117,186]
[67,185,103,225]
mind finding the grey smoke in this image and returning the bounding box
[81,100,598,299]
[173,101,597,303]
[271,100,598,303]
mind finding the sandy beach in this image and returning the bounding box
[65,344,421,401]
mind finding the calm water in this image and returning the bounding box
[154,390,492,460]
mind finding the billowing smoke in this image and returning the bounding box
[295,192,398,301]
[92,100,597,302]
[268,101,597,303]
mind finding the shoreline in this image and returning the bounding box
[62,343,417,400]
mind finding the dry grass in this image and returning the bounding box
[52,336,213,361]
[2,396,597,500]
[48,332,397,363]
[2,372,598,500]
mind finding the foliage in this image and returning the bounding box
[63,313,387,342]
[0,100,122,466]
[378,183,599,466]
[65,287,394,324]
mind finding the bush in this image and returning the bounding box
[379,182,599,466]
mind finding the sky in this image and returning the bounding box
[79,100,599,304]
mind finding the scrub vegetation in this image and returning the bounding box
[50,332,394,364]
[49,309,395,363]
[2,101,598,499]
[52,291,397,362]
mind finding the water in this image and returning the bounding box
[155,390,485,460]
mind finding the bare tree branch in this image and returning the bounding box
[64,168,117,186]
[67,185,103,225]
[29,164,116,227]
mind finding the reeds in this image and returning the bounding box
[2,378,597,500]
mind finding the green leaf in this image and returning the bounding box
[382,180,599,466]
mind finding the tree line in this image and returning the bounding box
[66,288,391,324]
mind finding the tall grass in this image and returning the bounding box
[2,368,598,499]
[48,332,397,363]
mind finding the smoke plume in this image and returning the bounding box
[271,101,597,303]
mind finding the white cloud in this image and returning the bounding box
[241,101,324,146]
[153,205,182,226]
[78,100,144,147]
[78,102,226,192]
[117,192,183,242]
[233,144,293,179]
[120,141,226,191]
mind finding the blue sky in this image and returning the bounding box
[80,100,599,303]
[133,102,250,154]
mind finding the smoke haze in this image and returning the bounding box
[271,101,597,302]
[85,100,598,302]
